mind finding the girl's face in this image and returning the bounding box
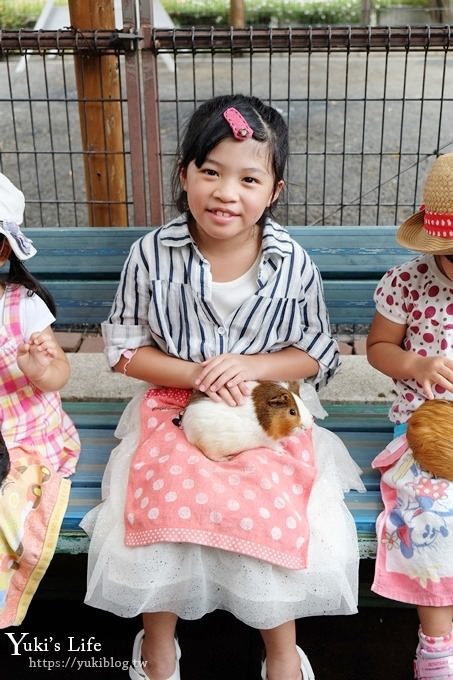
[180,137,282,246]
[0,237,11,266]
[436,254,453,281]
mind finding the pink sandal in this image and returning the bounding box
[261,645,315,680]
[414,653,453,679]
[129,630,181,680]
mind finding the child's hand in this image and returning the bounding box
[17,331,59,381]
[194,354,255,406]
[413,355,453,400]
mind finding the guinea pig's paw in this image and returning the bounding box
[203,450,241,462]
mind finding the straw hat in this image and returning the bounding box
[397,153,453,254]
[0,172,36,260]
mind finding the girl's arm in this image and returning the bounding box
[367,311,411,378]
[17,327,70,391]
[195,347,318,392]
[192,348,319,406]
[114,346,318,407]
[367,311,453,399]
[113,345,201,388]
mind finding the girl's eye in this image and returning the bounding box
[202,168,217,176]
[243,176,258,184]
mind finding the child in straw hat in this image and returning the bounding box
[367,153,453,679]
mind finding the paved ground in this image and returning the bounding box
[54,327,368,357]
[2,555,418,680]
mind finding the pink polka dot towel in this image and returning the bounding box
[124,388,317,570]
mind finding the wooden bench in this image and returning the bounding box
[25,226,410,563]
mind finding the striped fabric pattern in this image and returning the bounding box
[103,215,339,389]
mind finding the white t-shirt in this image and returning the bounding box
[211,256,261,321]
[0,289,55,338]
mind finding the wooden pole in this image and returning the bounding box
[230,0,246,28]
[69,0,128,226]
[361,0,372,25]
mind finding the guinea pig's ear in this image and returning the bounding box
[268,392,290,408]
[287,380,301,397]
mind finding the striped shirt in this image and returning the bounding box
[102,214,339,389]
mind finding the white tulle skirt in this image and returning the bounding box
[81,386,365,630]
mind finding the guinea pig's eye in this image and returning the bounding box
[289,408,297,416]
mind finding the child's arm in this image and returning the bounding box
[114,346,202,388]
[194,348,318,399]
[367,311,453,399]
[113,345,318,407]
[17,327,70,391]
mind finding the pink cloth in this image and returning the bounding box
[0,285,80,476]
[372,435,453,606]
[125,388,317,570]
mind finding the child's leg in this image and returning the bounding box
[414,606,453,679]
[138,612,179,680]
[260,620,311,680]
[418,605,453,638]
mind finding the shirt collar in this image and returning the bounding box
[159,214,194,247]
[261,217,295,258]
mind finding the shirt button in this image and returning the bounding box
[218,326,226,335]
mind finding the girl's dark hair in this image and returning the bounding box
[0,431,10,484]
[3,252,56,316]
[172,94,289,223]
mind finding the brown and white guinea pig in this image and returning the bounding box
[181,380,313,462]
[406,399,453,481]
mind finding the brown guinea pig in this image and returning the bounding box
[406,399,453,481]
[181,380,313,462]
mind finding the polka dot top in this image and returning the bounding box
[374,254,453,423]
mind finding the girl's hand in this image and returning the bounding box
[194,354,256,405]
[17,331,59,381]
[412,355,453,400]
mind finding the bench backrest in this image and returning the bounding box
[24,226,411,327]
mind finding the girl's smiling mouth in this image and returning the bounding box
[209,208,237,217]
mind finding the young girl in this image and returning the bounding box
[82,94,365,680]
[367,153,453,679]
[0,172,80,627]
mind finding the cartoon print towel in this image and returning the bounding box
[0,446,70,627]
[372,435,453,606]
[125,388,317,570]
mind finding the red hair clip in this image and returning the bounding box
[223,107,253,140]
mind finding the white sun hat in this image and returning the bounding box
[0,172,37,260]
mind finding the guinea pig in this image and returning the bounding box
[406,399,453,481]
[181,380,313,462]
